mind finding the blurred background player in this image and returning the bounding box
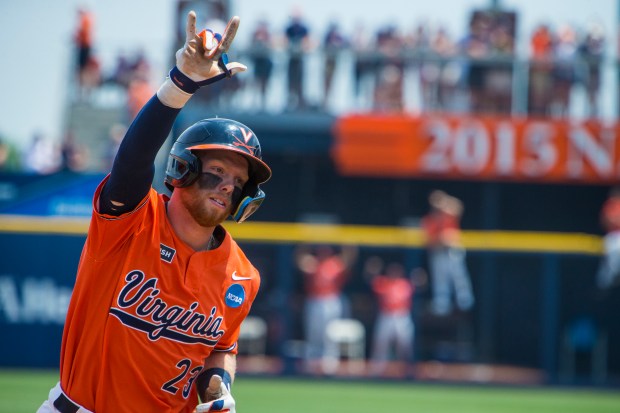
[37,12,266,413]
[421,190,474,316]
[364,256,423,377]
[295,244,358,373]
[597,186,620,289]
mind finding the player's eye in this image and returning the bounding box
[210,166,225,174]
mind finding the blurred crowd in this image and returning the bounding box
[70,5,609,118]
[0,7,609,175]
[237,9,607,117]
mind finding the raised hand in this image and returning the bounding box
[175,11,246,83]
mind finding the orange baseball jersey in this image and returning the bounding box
[421,211,461,247]
[304,256,347,298]
[371,276,414,314]
[59,177,260,413]
[601,197,620,232]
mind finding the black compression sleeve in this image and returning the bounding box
[99,95,181,215]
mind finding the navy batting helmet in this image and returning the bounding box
[165,118,271,223]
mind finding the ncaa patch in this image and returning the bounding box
[160,243,176,263]
[225,284,245,308]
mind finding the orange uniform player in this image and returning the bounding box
[364,258,416,376]
[421,190,474,315]
[597,186,620,288]
[372,270,414,314]
[38,12,264,413]
[295,245,358,369]
[56,179,260,412]
[302,248,350,298]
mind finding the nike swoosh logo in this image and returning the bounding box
[232,271,252,281]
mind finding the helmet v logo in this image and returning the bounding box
[240,127,253,143]
[233,128,255,153]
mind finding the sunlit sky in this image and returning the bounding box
[0,0,616,148]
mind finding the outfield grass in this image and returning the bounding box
[2,369,619,413]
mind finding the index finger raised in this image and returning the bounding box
[185,10,197,43]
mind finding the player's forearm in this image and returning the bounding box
[203,351,236,381]
[195,352,236,402]
[100,95,181,214]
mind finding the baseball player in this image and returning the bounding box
[37,11,268,413]
[364,257,417,377]
[597,186,620,289]
[421,190,474,316]
[295,244,358,372]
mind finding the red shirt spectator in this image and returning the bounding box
[531,24,553,59]
[75,9,93,48]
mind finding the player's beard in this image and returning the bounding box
[180,189,230,228]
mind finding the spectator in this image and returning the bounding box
[364,256,421,377]
[248,19,274,109]
[22,133,61,175]
[421,190,474,316]
[322,21,348,110]
[351,21,375,110]
[373,25,405,112]
[461,12,492,113]
[418,25,460,112]
[73,7,100,100]
[461,10,516,114]
[74,7,93,78]
[59,131,88,172]
[295,244,358,373]
[106,52,133,89]
[597,186,620,289]
[409,22,440,111]
[529,23,555,116]
[405,21,431,51]
[129,50,152,84]
[551,24,579,117]
[284,8,311,110]
[485,15,515,114]
[579,21,605,118]
[433,27,461,111]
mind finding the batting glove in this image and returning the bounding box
[172,11,246,92]
[195,375,236,413]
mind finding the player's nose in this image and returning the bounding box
[218,175,236,193]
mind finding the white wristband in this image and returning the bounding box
[156,78,193,109]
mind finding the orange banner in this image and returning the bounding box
[331,114,620,184]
